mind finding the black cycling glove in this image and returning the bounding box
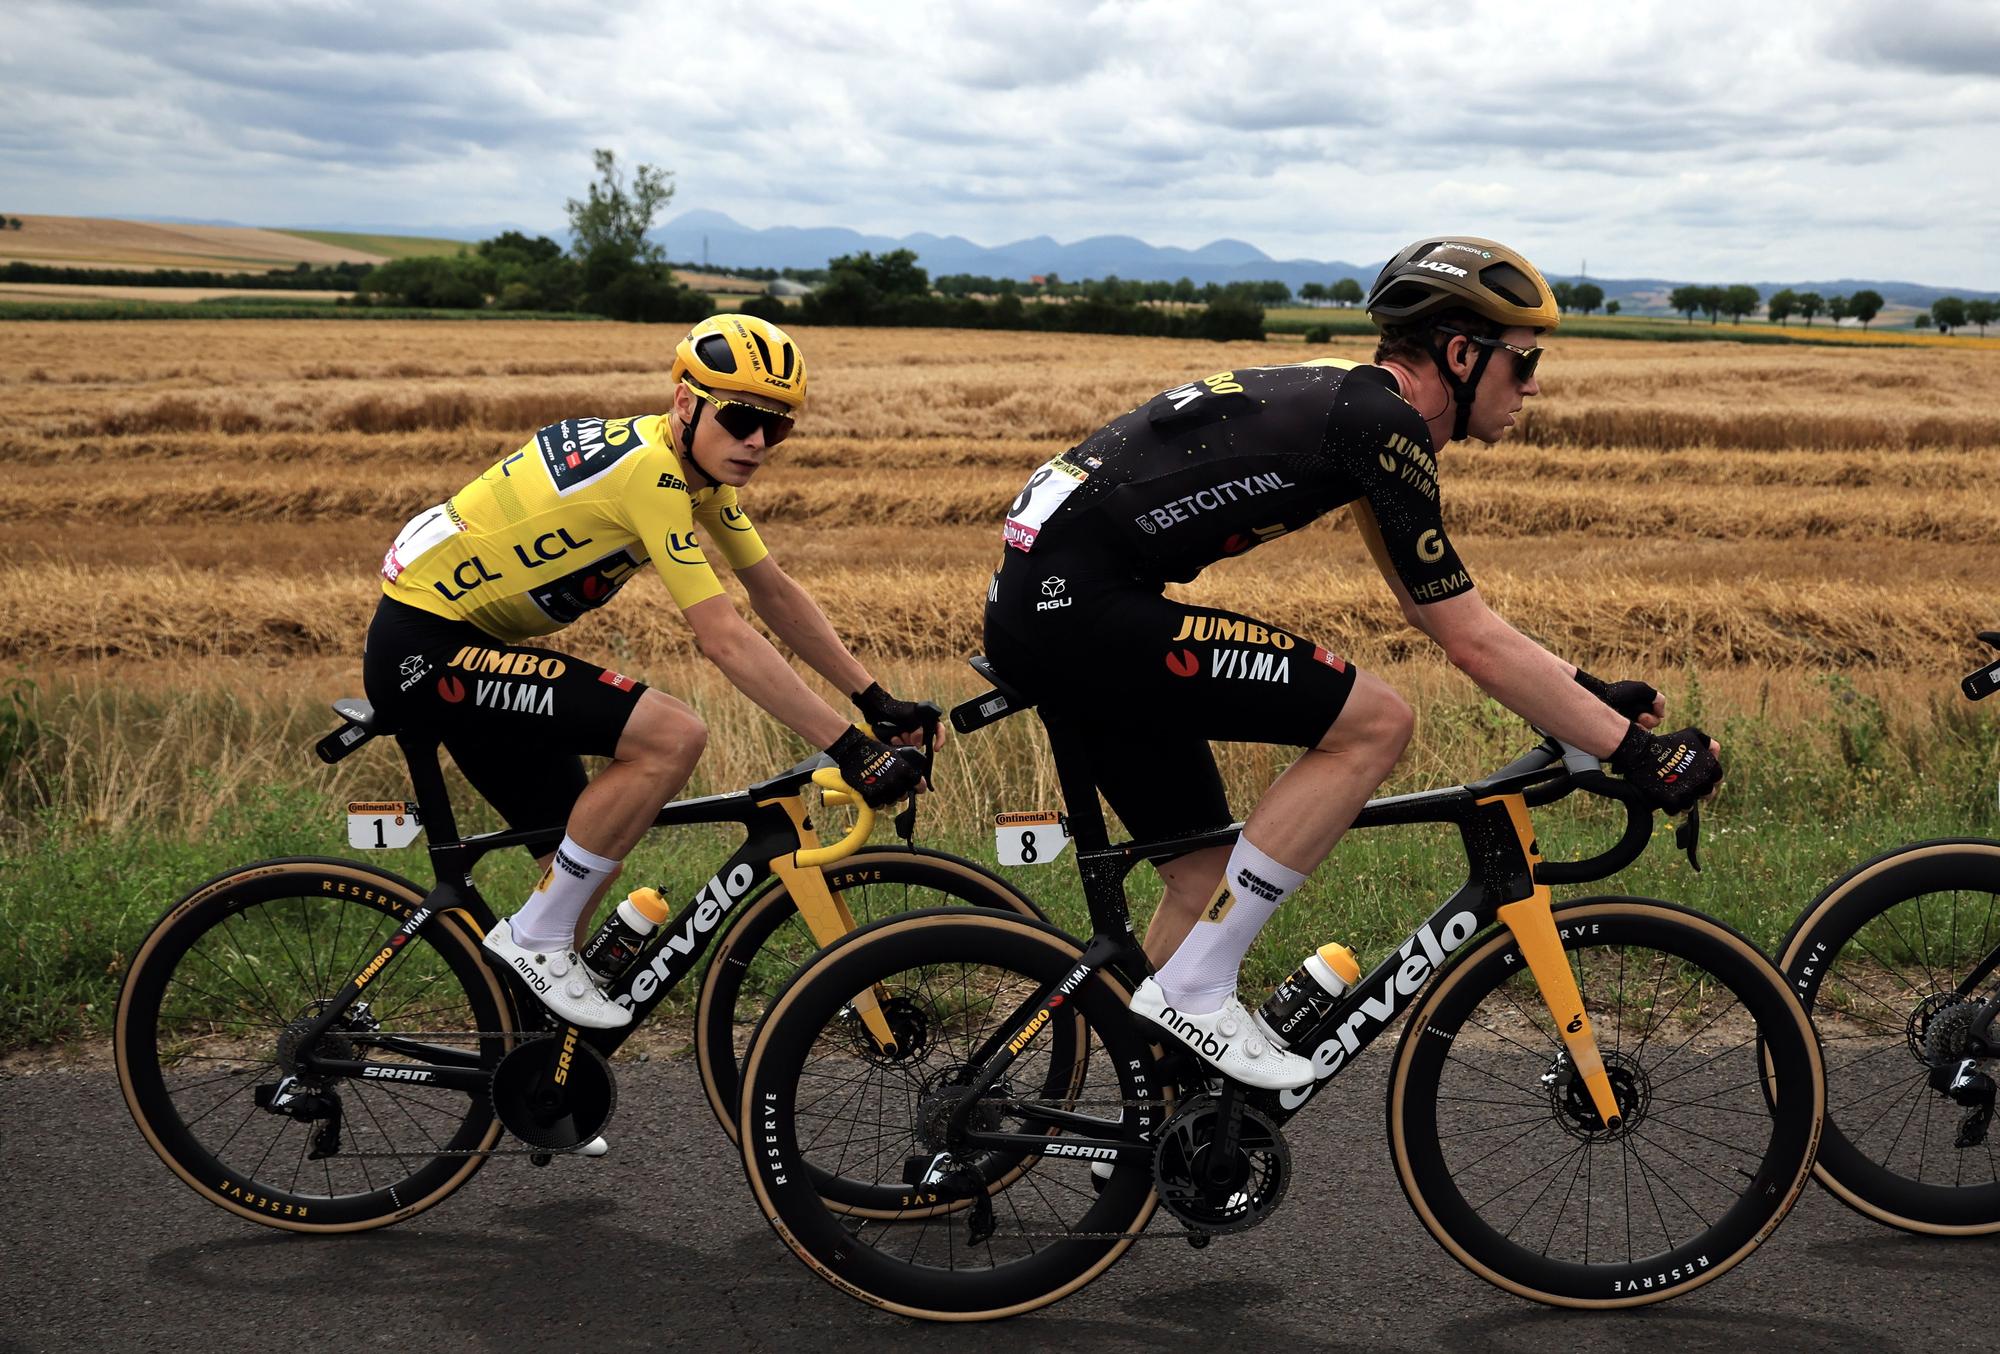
[851,682,936,742]
[825,726,923,809]
[1574,668,1661,722]
[1609,723,1722,814]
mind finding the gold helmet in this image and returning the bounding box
[670,313,807,411]
[1365,237,1560,334]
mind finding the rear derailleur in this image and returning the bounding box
[1923,998,1999,1148]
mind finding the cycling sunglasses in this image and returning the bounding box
[1435,327,1544,383]
[683,380,796,446]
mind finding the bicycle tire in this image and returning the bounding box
[695,846,1043,1145]
[115,858,513,1232]
[739,909,1166,1320]
[1389,897,1823,1307]
[1777,839,2000,1235]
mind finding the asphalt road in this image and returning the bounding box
[3,1051,1994,1354]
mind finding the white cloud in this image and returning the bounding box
[1,0,1995,285]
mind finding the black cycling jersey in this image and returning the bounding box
[1003,359,1472,605]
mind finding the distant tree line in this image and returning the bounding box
[1667,283,1887,329]
[1,217,22,231]
[1915,296,1995,335]
[1,260,374,289]
[351,150,710,322]
[800,249,1265,339]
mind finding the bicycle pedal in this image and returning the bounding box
[1186,1232,1212,1249]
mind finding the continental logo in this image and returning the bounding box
[448,646,568,679]
[1007,1007,1052,1055]
[554,1027,578,1086]
[1170,615,1296,648]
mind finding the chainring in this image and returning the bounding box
[1152,1091,1290,1235]
[491,1031,616,1150]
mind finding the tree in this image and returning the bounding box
[1849,289,1883,329]
[1914,312,1933,329]
[1828,294,1850,324]
[1172,277,1196,308]
[1552,280,1575,313]
[1765,288,1797,324]
[1931,295,1968,335]
[566,148,672,266]
[1722,284,1760,323]
[1193,296,1263,340]
[1605,299,1621,316]
[1967,299,1996,336]
[357,256,486,309]
[1797,291,1824,326]
[1331,278,1363,307]
[1572,282,1604,315]
[4,217,19,230]
[1299,281,1326,307]
[1669,285,1703,323]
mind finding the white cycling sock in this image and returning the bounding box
[1155,837,1306,1015]
[510,836,622,952]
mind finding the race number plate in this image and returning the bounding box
[347,801,423,849]
[996,810,1069,866]
[1003,457,1088,552]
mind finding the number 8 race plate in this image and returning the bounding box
[995,810,1069,866]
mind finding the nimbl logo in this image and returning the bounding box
[1278,909,1480,1110]
[615,863,759,1006]
[1157,1005,1230,1061]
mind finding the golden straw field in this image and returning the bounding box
[3,318,1998,821]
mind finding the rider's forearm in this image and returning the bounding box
[741,562,873,697]
[690,601,851,747]
[1440,613,1630,757]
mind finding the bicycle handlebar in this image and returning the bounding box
[794,768,877,867]
[1479,735,1667,886]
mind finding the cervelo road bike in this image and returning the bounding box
[115,693,1038,1232]
[1775,631,2000,1234]
[737,658,1826,1318]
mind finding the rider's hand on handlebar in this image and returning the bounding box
[825,726,927,808]
[852,683,948,753]
[1574,669,1664,729]
[1608,723,1723,814]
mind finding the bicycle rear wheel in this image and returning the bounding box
[695,847,1042,1144]
[1389,897,1822,1306]
[1777,839,2000,1234]
[739,909,1166,1320]
[115,858,512,1231]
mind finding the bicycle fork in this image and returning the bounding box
[1485,794,1626,1132]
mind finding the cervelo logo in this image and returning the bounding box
[615,863,758,1006]
[1277,910,1479,1110]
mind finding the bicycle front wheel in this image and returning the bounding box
[1389,897,1823,1307]
[1778,839,2000,1234]
[696,846,1043,1144]
[115,858,512,1232]
[739,909,1166,1320]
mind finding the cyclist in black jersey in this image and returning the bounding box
[985,237,1721,1090]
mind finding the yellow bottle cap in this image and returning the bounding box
[1317,942,1361,986]
[626,887,670,925]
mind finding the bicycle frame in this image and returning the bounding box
[292,726,893,1089]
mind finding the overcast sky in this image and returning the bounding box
[5,0,1997,286]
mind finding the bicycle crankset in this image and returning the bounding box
[491,1031,616,1150]
[1153,1090,1290,1235]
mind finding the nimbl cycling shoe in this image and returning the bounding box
[1129,977,1314,1090]
[482,920,632,1029]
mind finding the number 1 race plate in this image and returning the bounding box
[347,801,424,849]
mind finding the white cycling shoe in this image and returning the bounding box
[481,920,632,1029]
[1129,978,1314,1091]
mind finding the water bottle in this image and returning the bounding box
[1255,942,1362,1050]
[580,887,669,983]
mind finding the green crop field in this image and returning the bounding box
[281,229,473,259]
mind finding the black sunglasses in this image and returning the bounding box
[1434,327,1543,383]
[684,381,796,446]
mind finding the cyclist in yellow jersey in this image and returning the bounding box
[363,314,934,1030]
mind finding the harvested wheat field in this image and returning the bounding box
[4,314,1998,815]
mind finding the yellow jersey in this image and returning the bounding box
[380,412,769,642]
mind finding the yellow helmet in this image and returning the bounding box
[1366,236,1560,334]
[670,313,808,411]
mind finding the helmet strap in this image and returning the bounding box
[1426,334,1495,442]
[675,392,716,489]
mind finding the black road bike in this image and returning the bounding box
[1775,631,2000,1235]
[115,695,1039,1233]
[737,658,1826,1318]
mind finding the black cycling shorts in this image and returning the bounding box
[361,598,650,857]
[982,536,1358,845]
